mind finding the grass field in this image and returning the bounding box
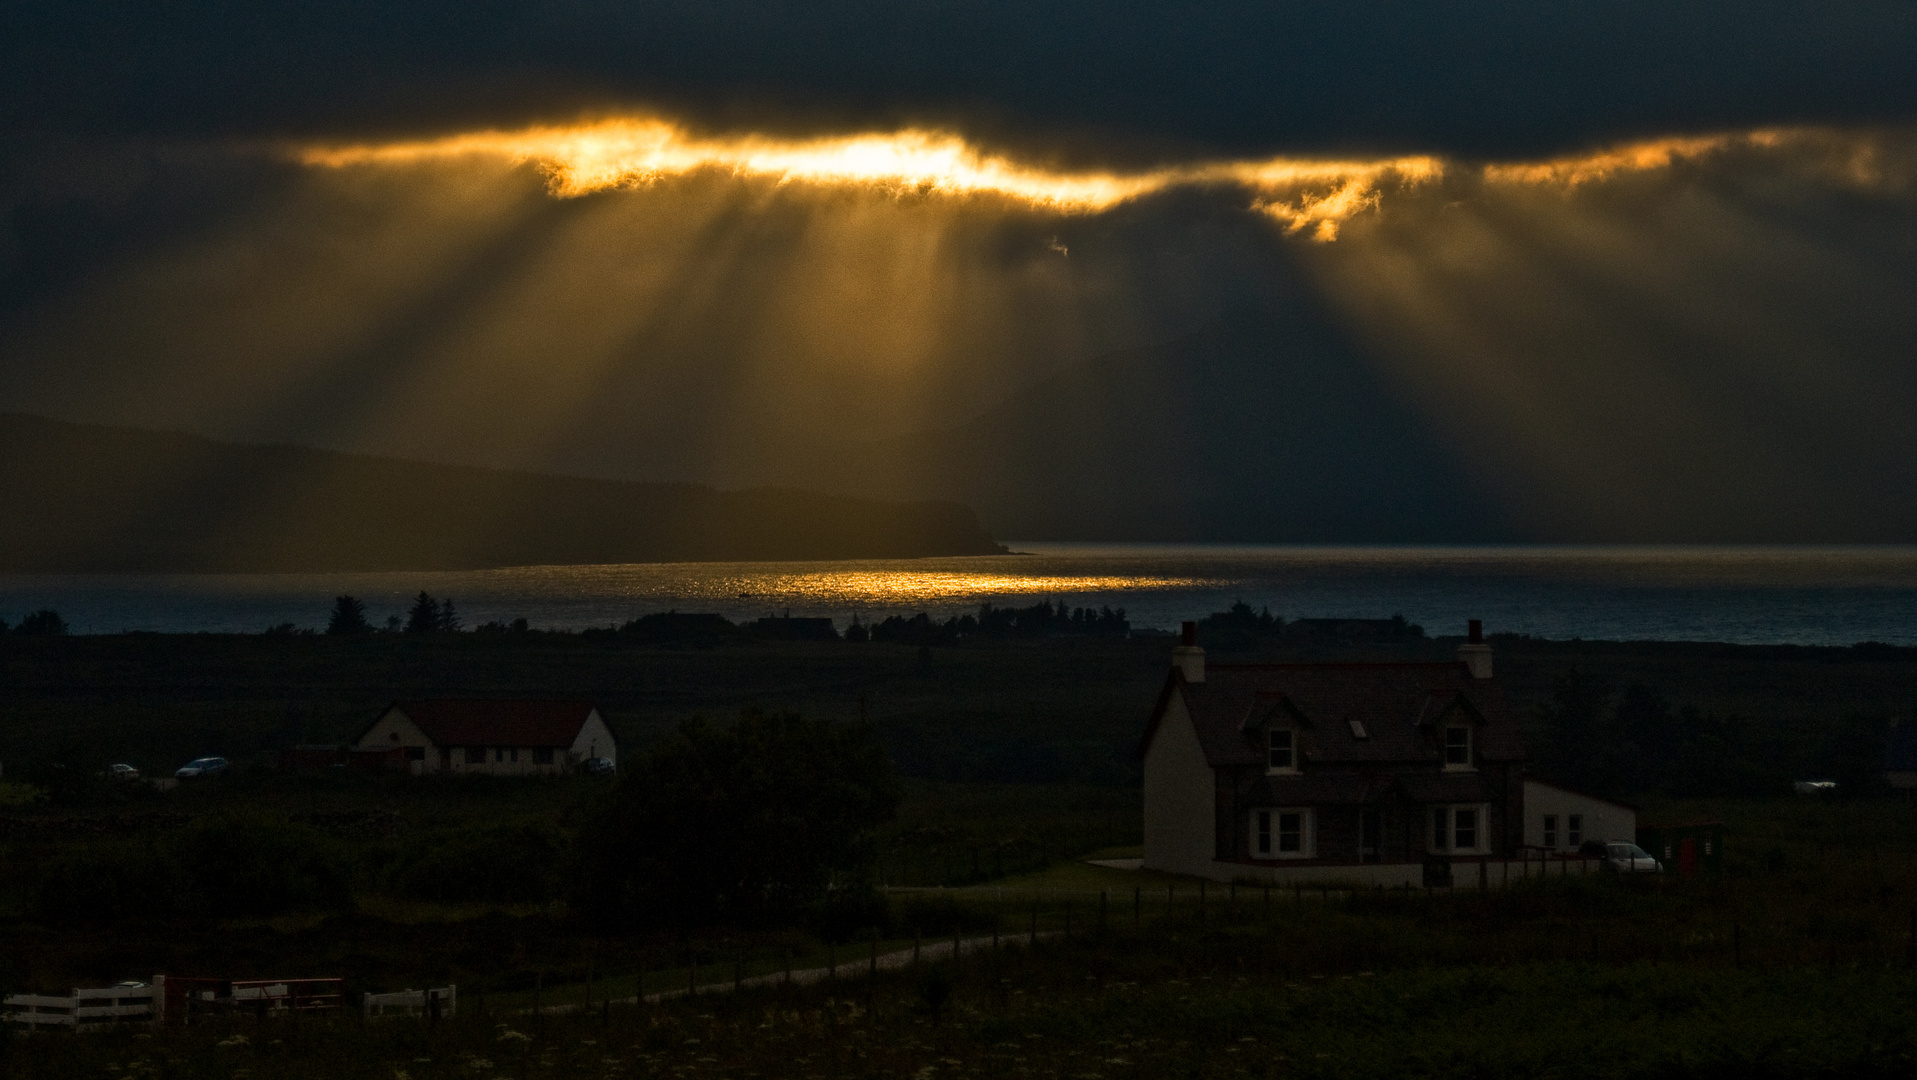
[11,879,1917,1079]
[6,632,1917,1073]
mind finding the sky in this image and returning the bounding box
[3,1,1916,542]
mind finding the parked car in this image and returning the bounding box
[107,763,140,780]
[1602,842,1662,874]
[1793,780,1839,795]
[175,756,229,779]
[582,757,616,777]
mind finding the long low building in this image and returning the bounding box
[352,700,617,776]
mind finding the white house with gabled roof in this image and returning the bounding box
[351,700,616,776]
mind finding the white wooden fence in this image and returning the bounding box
[364,985,456,1019]
[4,985,156,1028]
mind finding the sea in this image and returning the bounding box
[3,544,1915,646]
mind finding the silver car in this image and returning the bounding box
[1603,842,1662,874]
[175,756,229,779]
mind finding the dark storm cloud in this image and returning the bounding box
[3,1,1916,159]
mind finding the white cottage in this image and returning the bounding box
[351,700,617,776]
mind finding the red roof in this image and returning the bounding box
[371,700,602,748]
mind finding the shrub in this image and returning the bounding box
[577,709,899,929]
[389,821,570,904]
[13,609,68,636]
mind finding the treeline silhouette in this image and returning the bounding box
[0,609,67,636]
[1196,601,1425,651]
[306,596,1131,644]
[862,601,1129,645]
[1532,667,1893,799]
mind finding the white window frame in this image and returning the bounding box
[1542,814,1558,849]
[1442,725,1474,771]
[1428,803,1491,855]
[1250,808,1316,860]
[1567,814,1582,848]
[1266,728,1299,774]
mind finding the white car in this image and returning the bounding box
[1603,842,1662,874]
[108,763,140,780]
[175,756,229,779]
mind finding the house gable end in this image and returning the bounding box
[1134,670,1188,762]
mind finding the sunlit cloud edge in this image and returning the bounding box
[295,118,1907,241]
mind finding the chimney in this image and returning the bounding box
[1457,619,1492,679]
[1172,620,1205,683]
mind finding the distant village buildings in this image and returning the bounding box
[1138,620,1633,886]
[348,700,617,776]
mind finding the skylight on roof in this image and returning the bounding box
[1348,719,1368,739]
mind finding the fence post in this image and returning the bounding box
[735,949,744,993]
[870,930,879,977]
[1135,886,1141,925]
[913,930,921,967]
[828,943,836,980]
[1031,898,1039,945]
[1199,881,1206,922]
[1100,890,1108,930]
[1065,899,1073,937]
[688,954,697,998]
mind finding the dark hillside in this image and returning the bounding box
[0,413,1005,571]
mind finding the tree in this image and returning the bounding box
[326,595,372,635]
[1533,667,1612,791]
[14,609,68,636]
[577,709,899,929]
[436,597,462,633]
[405,592,440,634]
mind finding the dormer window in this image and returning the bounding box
[1443,725,1472,770]
[1267,729,1297,773]
[1347,720,1368,740]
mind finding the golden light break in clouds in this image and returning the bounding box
[297,116,1442,240]
[299,118,1905,240]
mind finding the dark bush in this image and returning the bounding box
[804,883,892,943]
[166,814,354,918]
[577,709,899,929]
[13,609,68,636]
[890,892,1002,937]
[389,821,570,904]
[33,843,188,923]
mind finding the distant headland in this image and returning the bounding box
[0,413,1008,572]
